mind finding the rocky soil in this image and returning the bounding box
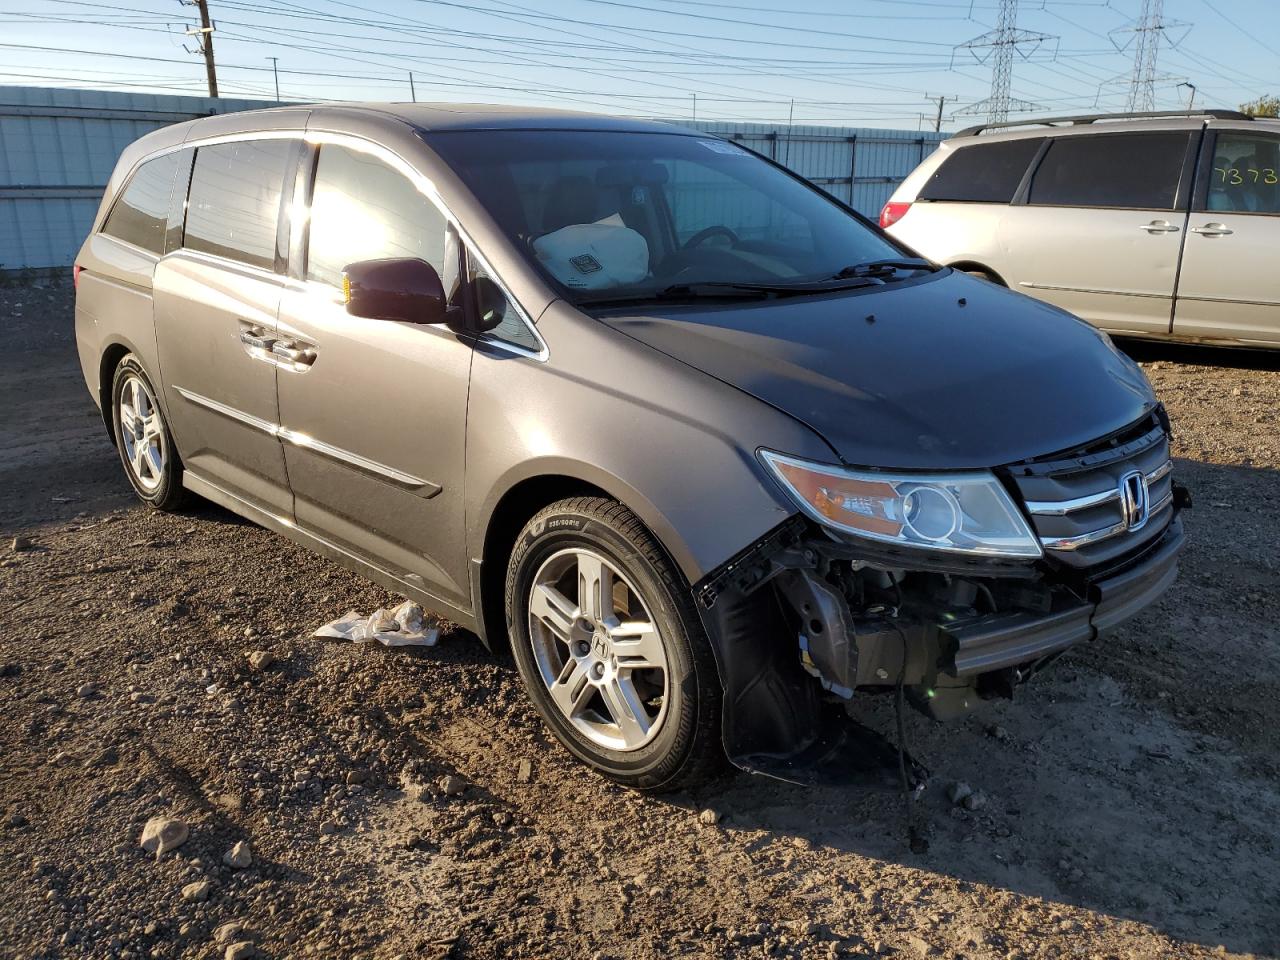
[1,282,1277,960]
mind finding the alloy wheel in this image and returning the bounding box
[118,373,167,493]
[527,548,670,752]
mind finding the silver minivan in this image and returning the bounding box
[884,110,1280,348]
[75,103,1186,791]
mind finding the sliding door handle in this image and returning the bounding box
[239,329,276,351]
[271,341,317,366]
[1190,222,1233,237]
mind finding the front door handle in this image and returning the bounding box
[1190,222,1234,237]
[1138,220,1180,233]
[271,341,317,367]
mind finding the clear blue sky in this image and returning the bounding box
[0,0,1275,129]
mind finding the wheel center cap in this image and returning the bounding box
[590,633,609,660]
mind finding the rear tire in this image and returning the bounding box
[505,497,723,791]
[110,354,188,511]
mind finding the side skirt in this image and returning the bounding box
[183,472,479,632]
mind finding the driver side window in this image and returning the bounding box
[662,158,814,251]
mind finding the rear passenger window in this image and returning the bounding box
[102,153,181,254]
[184,139,292,270]
[1029,132,1190,210]
[918,138,1043,203]
[306,144,448,288]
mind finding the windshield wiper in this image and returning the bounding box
[579,277,878,307]
[831,257,937,281]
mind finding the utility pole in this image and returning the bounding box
[194,0,217,98]
[954,0,1054,125]
[409,71,417,102]
[267,56,279,102]
[691,92,696,120]
[925,94,955,132]
[1180,81,1197,110]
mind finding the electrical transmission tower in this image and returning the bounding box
[1105,0,1191,111]
[954,0,1056,125]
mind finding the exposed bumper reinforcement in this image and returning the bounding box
[943,515,1184,677]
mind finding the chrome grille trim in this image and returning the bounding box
[1038,489,1174,551]
[1025,460,1172,516]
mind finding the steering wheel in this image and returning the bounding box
[683,225,740,249]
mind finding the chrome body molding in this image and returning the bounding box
[172,386,441,496]
[1018,281,1167,300]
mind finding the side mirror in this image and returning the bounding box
[342,257,447,325]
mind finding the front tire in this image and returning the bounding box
[111,354,187,511]
[505,497,723,791]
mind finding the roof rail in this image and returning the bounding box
[954,109,1251,138]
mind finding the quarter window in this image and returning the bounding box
[102,153,181,254]
[184,139,292,270]
[1028,132,1191,210]
[306,144,448,288]
[918,138,1044,203]
[1206,131,1280,215]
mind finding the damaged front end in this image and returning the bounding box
[694,415,1188,788]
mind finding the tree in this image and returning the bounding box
[1240,95,1280,118]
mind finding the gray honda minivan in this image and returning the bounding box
[74,103,1187,791]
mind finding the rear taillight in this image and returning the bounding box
[879,201,911,229]
[73,264,81,290]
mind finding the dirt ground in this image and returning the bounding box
[1,281,1277,960]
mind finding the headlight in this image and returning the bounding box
[760,451,1042,558]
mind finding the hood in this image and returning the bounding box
[596,271,1157,470]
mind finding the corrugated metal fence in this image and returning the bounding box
[0,86,946,273]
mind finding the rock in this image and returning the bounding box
[11,535,32,551]
[946,781,973,806]
[222,841,252,869]
[181,880,214,903]
[318,820,338,836]
[345,768,369,786]
[245,650,276,671]
[0,663,21,678]
[698,808,720,826]
[84,747,118,769]
[907,935,938,956]
[213,921,247,944]
[243,626,258,639]
[962,791,986,811]
[75,682,98,698]
[439,775,465,797]
[984,723,1009,741]
[516,758,533,783]
[225,942,256,960]
[7,811,28,828]
[140,817,189,858]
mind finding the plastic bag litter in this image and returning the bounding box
[314,600,439,647]
[533,213,649,290]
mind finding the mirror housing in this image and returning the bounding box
[343,257,447,325]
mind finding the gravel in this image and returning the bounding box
[1,283,1277,959]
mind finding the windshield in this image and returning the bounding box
[425,129,911,305]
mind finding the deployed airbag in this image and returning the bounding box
[533,213,649,290]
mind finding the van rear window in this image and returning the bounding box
[184,140,292,271]
[102,153,181,254]
[918,138,1044,203]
